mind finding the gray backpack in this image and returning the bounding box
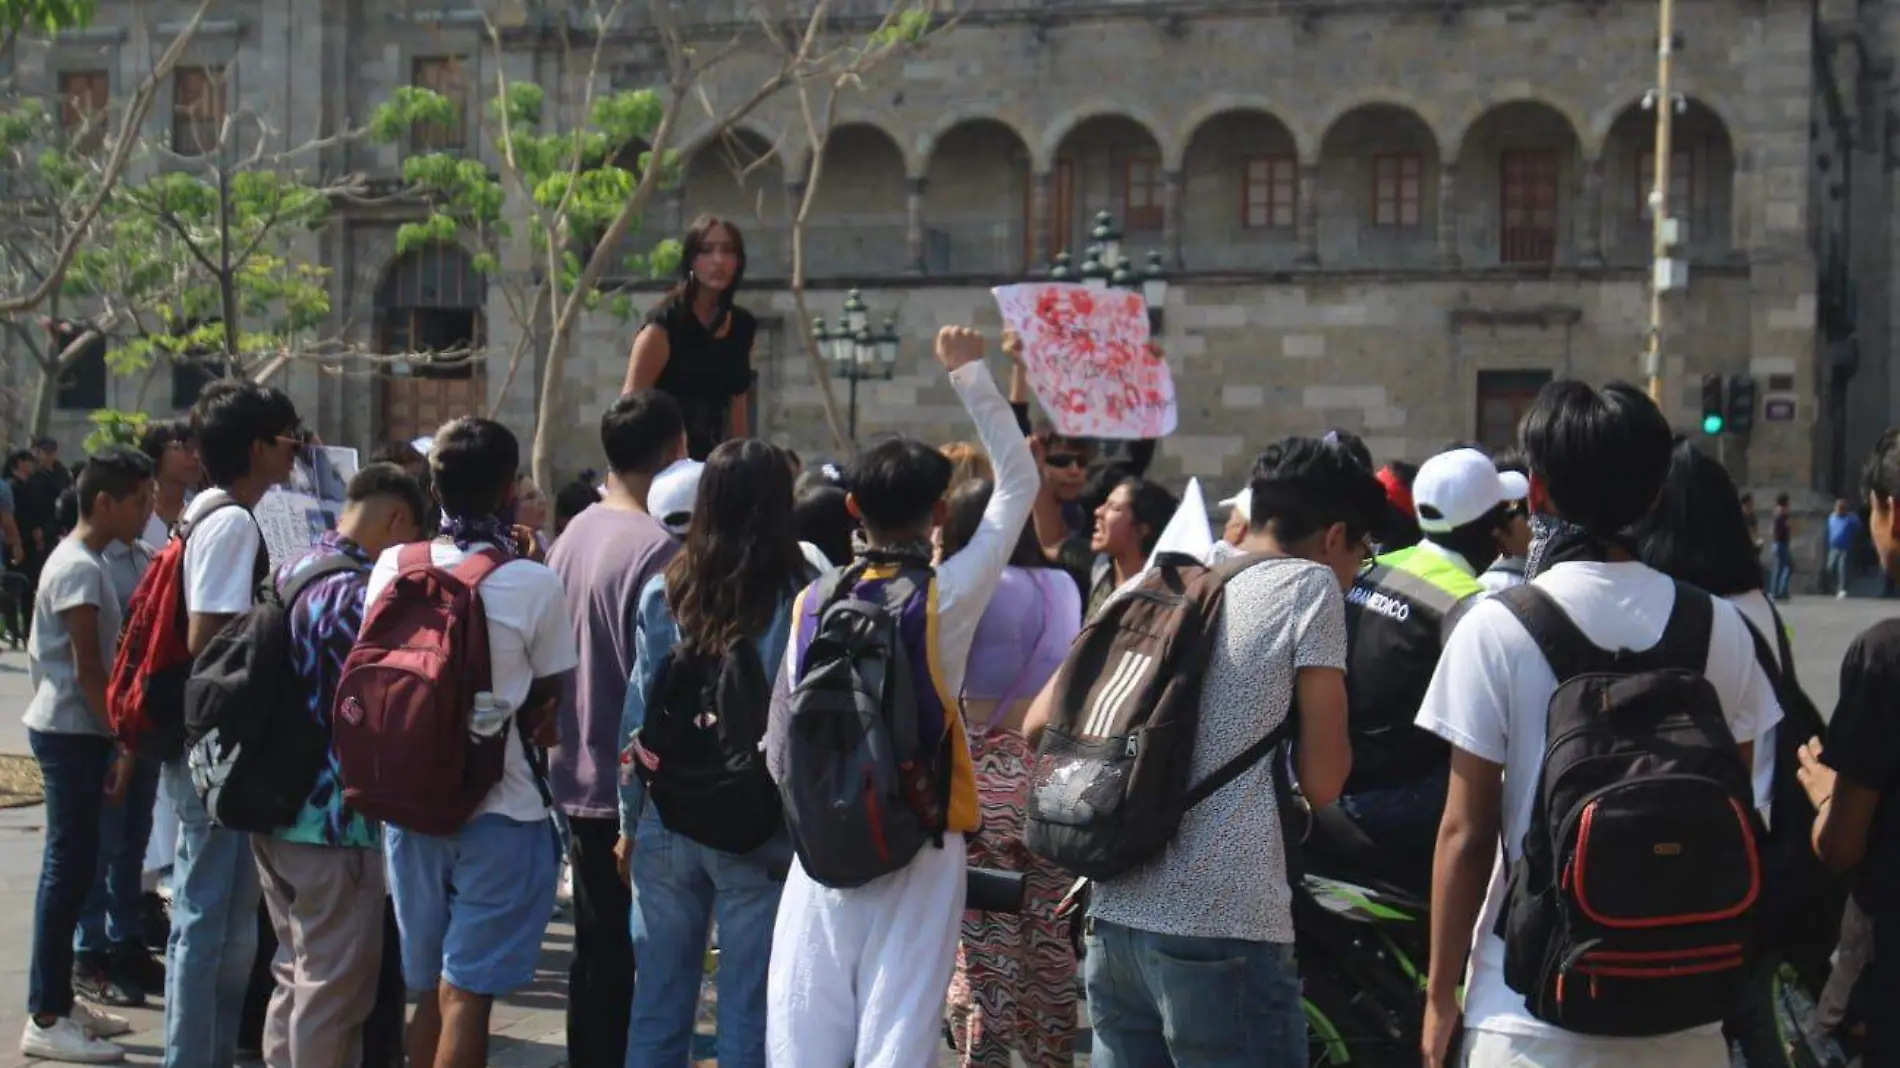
[779,555,952,889]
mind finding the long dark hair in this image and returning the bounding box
[665,438,803,650]
[1633,437,1764,597]
[942,478,1046,568]
[665,213,747,335]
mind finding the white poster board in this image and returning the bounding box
[253,445,359,569]
[991,282,1176,440]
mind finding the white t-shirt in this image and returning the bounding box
[1414,560,1782,1042]
[1728,589,1781,826]
[181,490,261,617]
[365,540,579,824]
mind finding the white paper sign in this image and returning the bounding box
[991,282,1176,440]
[253,445,360,569]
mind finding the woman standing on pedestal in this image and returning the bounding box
[623,214,757,461]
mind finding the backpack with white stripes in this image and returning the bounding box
[1027,552,1289,880]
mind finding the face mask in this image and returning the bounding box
[1523,511,1599,581]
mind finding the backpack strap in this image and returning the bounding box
[277,554,367,608]
[1183,701,1297,809]
[175,496,246,542]
[448,547,508,588]
[1493,585,1614,684]
[1644,582,1714,674]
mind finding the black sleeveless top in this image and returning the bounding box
[643,296,757,461]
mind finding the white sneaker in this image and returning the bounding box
[69,1002,131,1039]
[556,861,574,909]
[20,1016,125,1063]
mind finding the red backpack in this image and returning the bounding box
[108,499,255,760]
[333,543,506,836]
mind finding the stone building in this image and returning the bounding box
[2,0,1852,510]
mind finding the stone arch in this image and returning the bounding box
[802,122,911,276]
[913,108,1036,179]
[1177,93,1311,166]
[922,118,1035,275]
[1452,100,1586,267]
[1586,81,1736,159]
[1314,94,1448,164]
[1445,94,1588,165]
[1037,102,1173,173]
[1316,103,1444,268]
[1597,94,1738,262]
[789,117,910,184]
[1180,107,1303,271]
[678,126,788,276]
[1047,113,1170,255]
[375,243,489,445]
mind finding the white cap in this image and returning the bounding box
[1217,486,1252,521]
[647,458,704,535]
[1411,449,1530,534]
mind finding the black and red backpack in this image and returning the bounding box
[1493,583,1763,1037]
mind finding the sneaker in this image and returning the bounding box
[68,1004,131,1040]
[109,946,164,998]
[19,1016,125,1063]
[556,861,574,909]
[71,959,142,1009]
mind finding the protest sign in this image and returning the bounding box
[991,282,1176,440]
[253,445,359,568]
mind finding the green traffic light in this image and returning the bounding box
[1702,414,1725,435]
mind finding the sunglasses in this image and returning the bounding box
[1044,454,1086,470]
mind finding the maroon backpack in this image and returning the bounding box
[334,543,506,836]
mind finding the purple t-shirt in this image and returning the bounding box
[547,505,678,819]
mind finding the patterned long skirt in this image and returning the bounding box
[944,727,1078,1068]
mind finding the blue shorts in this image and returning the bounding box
[385,813,559,996]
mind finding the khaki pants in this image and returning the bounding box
[1463,1027,1727,1068]
[251,837,386,1068]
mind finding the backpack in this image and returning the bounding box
[332,543,509,837]
[107,498,261,761]
[1740,604,1848,991]
[1493,583,1764,1038]
[183,553,366,833]
[630,637,782,855]
[779,555,953,889]
[1025,552,1296,881]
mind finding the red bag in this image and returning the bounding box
[107,499,251,760]
[334,543,506,836]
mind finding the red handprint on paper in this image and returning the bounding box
[992,283,1177,439]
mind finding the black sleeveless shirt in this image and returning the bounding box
[643,296,757,461]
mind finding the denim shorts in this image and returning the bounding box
[385,813,559,996]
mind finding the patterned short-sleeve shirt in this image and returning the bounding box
[1088,555,1348,944]
[272,532,378,849]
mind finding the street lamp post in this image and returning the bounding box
[1052,210,1167,333]
[811,288,898,443]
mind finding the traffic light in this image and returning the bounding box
[1699,374,1725,435]
[1726,373,1758,435]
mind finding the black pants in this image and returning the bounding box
[1868,915,1899,1068]
[568,815,634,1068]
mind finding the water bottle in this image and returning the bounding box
[470,692,510,738]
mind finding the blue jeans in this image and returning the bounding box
[28,730,113,1017]
[625,814,790,1068]
[1083,917,1306,1068]
[1770,542,1793,599]
[162,758,261,1068]
[1335,764,1449,893]
[1828,548,1850,595]
[77,755,159,955]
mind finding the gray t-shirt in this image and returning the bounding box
[1089,555,1348,944]
[24,536,122,736]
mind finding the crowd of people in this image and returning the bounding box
[9,206,1897,1068]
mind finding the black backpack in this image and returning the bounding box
[1740,604,1848,991]
[631,637,782,855]
[779,555,952,889]
[1494,583,1764,1038]
[184,554,366,833]
[1025,553,1299,881]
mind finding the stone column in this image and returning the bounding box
[1436,161,1460,268]
[1162,169,1185,269]
[1295,163,1320,266]
[905,176,928,273]
[1578,156,1605,267]
[1029,169,1053,268]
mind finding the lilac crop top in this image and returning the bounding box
[963,566,1084,704]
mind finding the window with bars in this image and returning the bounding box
[58,70,109,151]
[1243,156,1297,230]
[412,57,468,152]
[1499,150,1559,264]
[171,66,224,156]
[1373,153,1424,229]
[1124,158,1164,232]
[1636,149,1694,219]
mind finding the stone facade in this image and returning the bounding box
[2,0,1830,515]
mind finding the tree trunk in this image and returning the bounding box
[528,326,564,497]
[28,360,55,439]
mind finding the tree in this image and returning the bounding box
[373,0,939,493]
[0,0,213,318]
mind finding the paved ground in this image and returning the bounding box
[0,594,1889,1066]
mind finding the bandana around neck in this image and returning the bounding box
[1523,512,1637,581]
[438,503,518,557]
